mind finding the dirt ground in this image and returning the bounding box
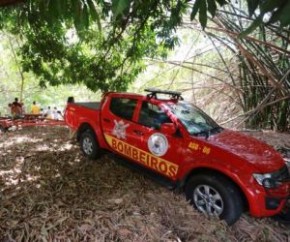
[0,126,290,241]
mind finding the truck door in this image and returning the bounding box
[101,96,184,180]
[136,100,186,180]
[127,101,185,180]
[100,95,141,150]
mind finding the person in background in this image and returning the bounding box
[20,102,25,115]
[52,107,59,120]
[8,103,13,117]
[67,96,74,103]
[31,101,40,114]
[11,98,22,118]
[46,106,52,119]
[57,110,63,120]
[12,97,20,107]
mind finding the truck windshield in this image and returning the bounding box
[166,102,222,136]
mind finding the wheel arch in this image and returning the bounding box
[0,124,6,133]
[181,167,249,211]
[77,122,97,141]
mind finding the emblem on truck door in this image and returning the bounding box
[112,120,129,139]
[148,133,168,157]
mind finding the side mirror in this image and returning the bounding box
[160,123,177,135]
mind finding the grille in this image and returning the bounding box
[272,165,290,182]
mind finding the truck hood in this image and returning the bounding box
[207,129,284,171]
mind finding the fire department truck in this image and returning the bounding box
[64,89,290,225]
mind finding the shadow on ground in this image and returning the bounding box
[0,127,289,241]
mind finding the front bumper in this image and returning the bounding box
[247,181,290,217]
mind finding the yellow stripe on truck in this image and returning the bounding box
[105,134,178,178]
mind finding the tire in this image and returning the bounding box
[80,129,101,159]
[0,125,6,133]
[185,173,243,225]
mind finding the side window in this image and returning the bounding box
[138,101,171,128]
[110,98,137,121]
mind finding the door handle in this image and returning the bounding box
[133,130,143,136]
[103,118,111,123]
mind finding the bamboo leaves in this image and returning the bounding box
[269,1,290,26]
[212,4,290,131]
[199,0,207,29]
[25,0,102,32]
[242,0,290,36]
[207,0,217,18]
[4,0,290,37]
[191,0,227,29]
[247,0,259,16]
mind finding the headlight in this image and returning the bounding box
[253,173,280,188]
[253,166,290,189]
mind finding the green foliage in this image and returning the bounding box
[2,1,290,41]
[2,0,186,92]
[1,0,290,115]
[191,0,226,29]
[24,0,102,33]
[0,32,101,115]
[2,1,290,88]
[1,0,171,109]
[210,3,290,131]
[112,0,130,21]
[241,0,290,36]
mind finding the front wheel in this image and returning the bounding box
[185,174,244,225]
[80,129,101,159]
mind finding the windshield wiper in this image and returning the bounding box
[194,126,223,139]
[210,126,223,134]
[194,130,210,139]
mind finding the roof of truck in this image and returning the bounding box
[105,89,183,102]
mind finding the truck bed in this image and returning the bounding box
[74,102,101,110]
[65,101,102,136]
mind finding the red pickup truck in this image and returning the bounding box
[64,89,290,225]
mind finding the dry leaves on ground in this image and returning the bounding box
[0,126,290,241]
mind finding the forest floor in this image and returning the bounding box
[0,126,290,241]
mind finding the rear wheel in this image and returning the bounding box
[80,129,101,159]
[0,125,6,133]
[185,174,244,225]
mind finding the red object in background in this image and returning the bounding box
[0,114,65,132]
[64,89,290,225]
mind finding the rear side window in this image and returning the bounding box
[110,98,137,121]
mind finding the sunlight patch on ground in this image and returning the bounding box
[1,135,43,149]
[34,143,75,152]
[34,144,52,152]
[68,158,81,166]
[1,127,289,241]
[1,156,22,185]
[0,155,40,186]
[0,170,14,176]
[59,143,76,151]
[3,174,41,186]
